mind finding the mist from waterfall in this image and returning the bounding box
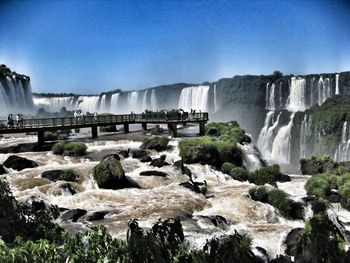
[110,93,120,114]
[99,94,108,113]
[150,89,157,110]
[287,77,306,112]
[334,121,350,162]
[178,85,210,111]
[213,84,218,112]
[271,113,295,164]
[142,90,149,110]
[336,74,340,95]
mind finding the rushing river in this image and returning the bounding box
[1,133,350,258]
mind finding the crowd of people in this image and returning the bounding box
[7,113,24,128]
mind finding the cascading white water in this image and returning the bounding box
[150,89,157,111]
[278,82,283,108]
[300,115,312,159]
[128,91,140,112]
[271,113,295,164]
[178,86,209,111]
[239,143,263,172]
[213,84,218,112]
[287,77,306,112]
[336,74,340,95]
[75,96,100,113]
[265,83,276,110]
[317,76,332,105]
[334,121,350,162]
[257,111,282,159]
[99,95,107,113]
[33,96,76,112]
[142,90,149,110]
[110,93,120,114]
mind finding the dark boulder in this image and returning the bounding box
[328,192,341,203]
[78,211,108,222]
[150,154,170,168]
[140,136,169,152]
[118,149,130,158]
[92,154,139,189]
[25,196,48,211]
[3,155,38,171]
[102,154,120,161]
[179,180,207,195]
[196,215,229,230]
[41,170,78,182]
[60,208,87,222]
[284,227,304,256]
[255,246,270,263]
[174,160,192,178]
[269,255,293,263]
[312,199,327,213]
[140,170,168,177]
[140,156,152,163]
[59,183,77,195]
[131,149,148,159]
[174,160,184,170]
[279,173,291,182]
[0,164,6,175]
[99,125,117,132]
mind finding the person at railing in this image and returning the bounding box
[74,111,79,124]
[16,114,20,128]
[7,114,14,128]
[19,114,24,128]
[93,112,98,122]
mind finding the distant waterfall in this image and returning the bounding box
[110,93,120,113]
[334,121,350,162]
[317,76,332,105]
[0,76,34,114]
[76,96,100,113]
[239,143,264,172]
[266,83,276,110]
[271,113,295,164]
[300,115,312,158]
[336,74,340,95]
[257,111,282,159]
[33,96,75,111]
[213,84,218,112]
[287,77,306,112]
[150,89,157,110]
[129,91,140,112]
[178,85,209,111]
[142,90,149,110]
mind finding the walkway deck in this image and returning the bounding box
[0,112,208,144]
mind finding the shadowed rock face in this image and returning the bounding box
[0,164,6,175]
[3,155,38,171]
[41,170,78,182]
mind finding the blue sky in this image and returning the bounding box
[0,0,350,94]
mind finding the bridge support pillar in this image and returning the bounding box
[199,122,206,136]
[168,123,177,137]
[38,130,44,146]
[124,123,129,133]
[142,123,147,131]
[92,125,98,138]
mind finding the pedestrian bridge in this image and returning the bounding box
[0,112,209,145]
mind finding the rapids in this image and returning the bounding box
[0,134,349,258]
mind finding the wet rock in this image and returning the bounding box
[341,197,350,211]
[140,155,152,163]
[174,160,192,178]
[328,192,341,203]
[279,173,291,182]
[3,155,38,171]
[269,255,293,263]
[0,164,6,175]
[92,154,139,189]
[140,136,169,152]
[255,246,270,263]
[78,211,109,222]
[59,183,77,195]
[284,227,304,256]
[140,170,168,177]
[180,180,207,195]
[174,160,184,170]
[118,149,130,158]
[60,208,87,222]
[150,155,170,168]
[25,196,48,211]
[312,199,327,213]
[302,195,315,203]
[131,149,148,159]
[102,154,120,161]
[99,125,117,132]
[41,169,78,182]
[197,215,229,230]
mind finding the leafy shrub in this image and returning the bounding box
[205,121,251,143]
[44,131,58,141]
[52,141,65,155]
[221,162,236,174]
[65,142,87,156]
[58,134,68,140]
[249,164,282,186]
[249,186,269,202]
[305,173,333,199]
[229,167,249,182]
[140,136,170,151]
[339,182,350,203]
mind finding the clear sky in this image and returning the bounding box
[0,0,350,94]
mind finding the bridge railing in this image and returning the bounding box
[0,112,208,130]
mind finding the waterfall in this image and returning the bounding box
[310,77,315,107]
[129,91,140,112]
[33,96,75,111]
[76,96,100,113]
[336,74,340,95]
[300,115,312,158]
[110,93,120,114]
[287,77,306,112]
[265,83,276,110]
[142,90,149,110]
[317,76,332,105]
[178,85,210,111]
[150,89,157,110]
[239,143,264,172]
[213,84,218,112]
[334,121,350,162]
[278,82,283,108]
[99,94,107,113]
[271,113,295,164]
[257,111,282,159]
